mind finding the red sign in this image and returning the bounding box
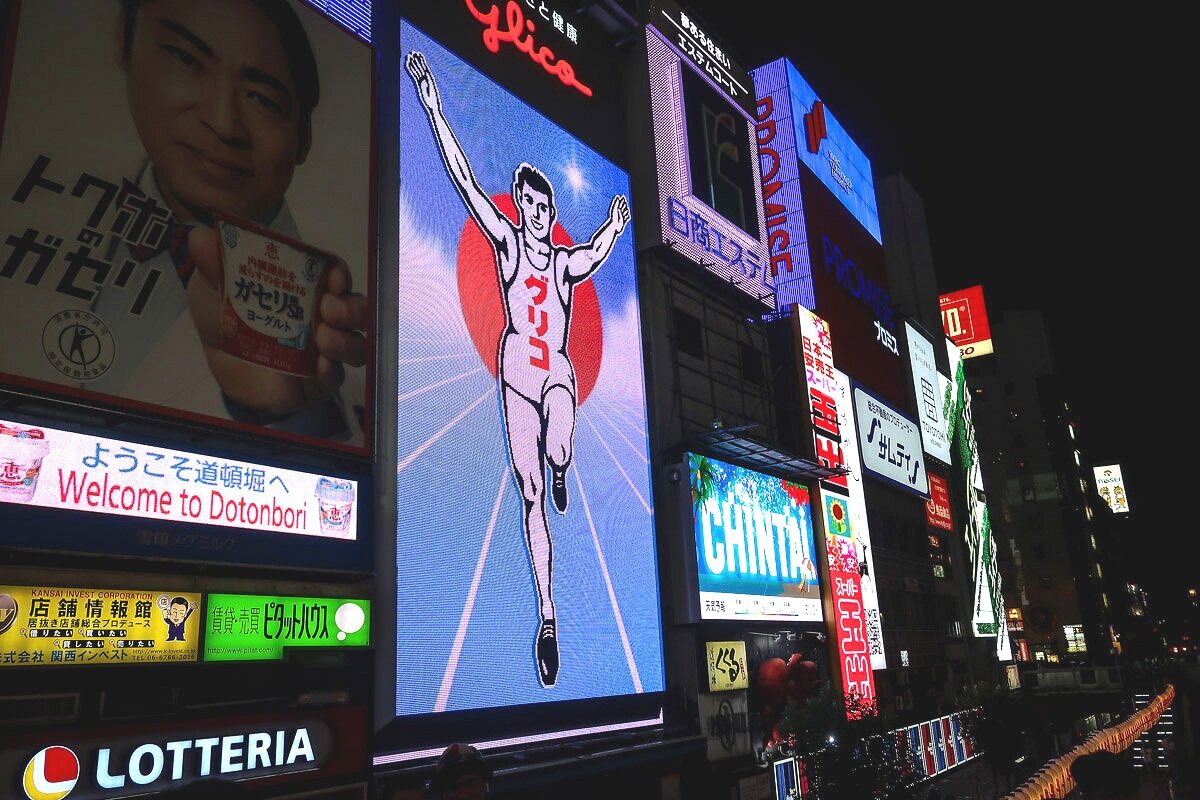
[925,473,954,532]
[938,285,993,358]
[941,717,957,767]
[465,1,593,97]
[920,722,936,776]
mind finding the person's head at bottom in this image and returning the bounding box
[429,743,491,799]
[1070,750,1139,799]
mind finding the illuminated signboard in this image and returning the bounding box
[752,59,881,243]
[1005,663,1021,689]
[705,640,749,692]
[461,0,594,97]
[925,472,954,532]
[647,1,755,115]
[0,1,376,455]
[851,383,929,499]
[904,321,952,465]
[1093,464,1130,513]
[0,706,365,799]
[832,369,885,670]
[772,756,799,800]
[396,23,663,719]
[0,417,359,540]
[689,452,821,622]
[941,341,1011,661]
[203,594,370,662]
[939,285,994,359]
[0,586,201,667]
[645,22,772,307]
[795,307,847,492]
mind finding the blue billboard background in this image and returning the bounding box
[395,22,663,716]
[689,453,821,621]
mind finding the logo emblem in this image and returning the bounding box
[23,746,79,800]
[0,593,18,635]
[41,311,115,381]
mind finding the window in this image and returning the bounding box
[674,309,705,358]
[739,341,764,385]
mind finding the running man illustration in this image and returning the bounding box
[406,51,630,687]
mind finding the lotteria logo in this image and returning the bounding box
[20,727,317,798]
[23,746,79,800]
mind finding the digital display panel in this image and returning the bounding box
[0,586,201,667]
[396,22,663,719]
[203,594,370,662]
[752,59,881,243]
[645,26,772,307]
[904,321,952,465]
[0,0,376,454]
[939,285,994,359]
[0,417,359,540]
[1093,464,1130,513]
[941,342,1011,661]
[851,382,929,499]
[688,452,821,622]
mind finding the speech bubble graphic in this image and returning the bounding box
[335,602,365,641]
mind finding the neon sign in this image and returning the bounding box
[465,0,593,96]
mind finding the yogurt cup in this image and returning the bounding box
[214,209,339,377]
[315,477,355,536]
[0,423,49,503]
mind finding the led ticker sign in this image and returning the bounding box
[398,23,663,716]
[203,595,370,662]
[939,285,994,359]
[1093,464,1129,513]
[705,640,749,692]
[0,586,201,667]
[851,383,929,499]
[0,419,358,540]
[752,59,881,243]
[688,452,822,622]
[645,24,772,307]
[647,0,755,115]
[904,322,952,465]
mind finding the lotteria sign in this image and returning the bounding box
[3,707,364,799]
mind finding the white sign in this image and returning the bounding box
[833,369,886,670]
[1093,464,1129,513]
[698,691,752,761]
[0,418,357,539]
[904,321,952,465]
[851,386,929,498]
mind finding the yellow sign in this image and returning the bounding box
[0,586,201,667]
[705,640,748,691]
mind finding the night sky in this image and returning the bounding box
[676,3,1190,612]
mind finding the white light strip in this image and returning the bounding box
[372,709,664,766]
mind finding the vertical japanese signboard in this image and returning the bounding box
[1093,464,1130,513]
[705,640,749,692]
[0,586,201,667]
[0,0,376,453]
[795,307,876,712]
[924,473,954,532]
[904,321,952,465]
[941,340,1011,661]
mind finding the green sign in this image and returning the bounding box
[203,594,370,662]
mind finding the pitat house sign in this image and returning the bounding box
[3,706,366,799]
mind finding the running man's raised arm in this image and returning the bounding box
[406,51,512,247]
[564,195,630,282]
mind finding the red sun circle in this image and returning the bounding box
[456,194,604,405]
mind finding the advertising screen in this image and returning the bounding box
[689,453,821,622]
[0,0,375,454]
[904,322,952,465]
[939,285,994,359]
[0,586,201,667]
[394,21,663,725]
[1093,464,1130,513]
[203,594,370,662]
[645,23,772,307]
[0,416,367,571]
[941,341,1011,660]
[850,383,929,499]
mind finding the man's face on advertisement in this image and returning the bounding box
[516,182,553,242]
[119,0,307,223]
[168,601,188,624]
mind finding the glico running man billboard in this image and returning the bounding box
[395,22,663,716]
[687,452,821,622]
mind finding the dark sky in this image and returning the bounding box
[677,4,1189,610]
